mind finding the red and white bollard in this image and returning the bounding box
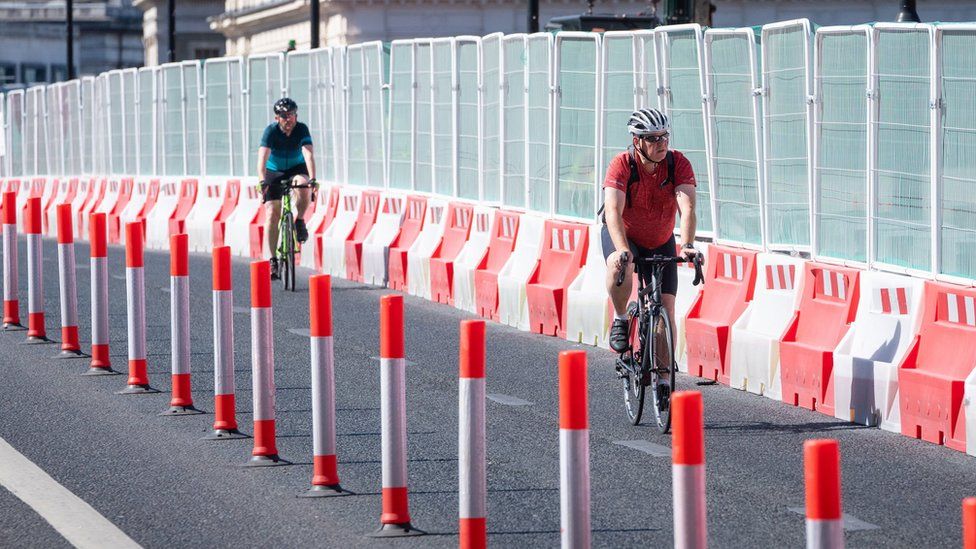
[204,245,246,439]
[2,191,23,331]
[117,222,158,394]
[559,349,590,549]
[301,274,350,497]
[672,391,707,549]
[85,213,118,375]
[246,260,287,466]
[24,197,50,344]
[368,294,424,538]
[964,498,976,549]
[804,439,844,549]
[162,233,202,415]
[459,320,487,549]
[55,204,83,357]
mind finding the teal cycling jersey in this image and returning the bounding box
[260,122,313,171]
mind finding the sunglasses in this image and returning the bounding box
[640,133,670,144]
[278,111,297,120]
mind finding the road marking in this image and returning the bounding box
[232,307,249,315]
[486,394,533,406]
[159,287,171,293]
[787,507,881,531]
[0,436,141,548]
[111,274,126,281]
[612,439,671,458]
[287,328,310,337]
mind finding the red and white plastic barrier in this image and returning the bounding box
[163,234,202,415]
[559,349,590,549]
[804,439,844,549]
[246,260,287,466]
[117,222,158,394]
[55,204,83,356]
[369,294,425,538]
[24,197,49,343]
[672,391,707,549]
[459,320,487,549]
[302,274,350,497]
[86,213,117,375]
[204,246,245,439]
[2,191,22,330]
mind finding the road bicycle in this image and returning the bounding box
[614,251,703,432]
[259,177,317,291]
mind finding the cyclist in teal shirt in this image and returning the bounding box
[256,97,317,280]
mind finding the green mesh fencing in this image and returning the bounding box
[346,47,368,186]
[137,69,154,175]
[707,30,763,246]
[502,36,526,208]
[34,87,50,175]
[482,34,502,202]
[763,23,811,247]
[66,82,81,176]
[874,28,931,271]
[815,30,869,262]
[109,73,124,175]
[81,79,94,174]
[286,53,311,120]
[432,40,455,196]
[939,28,976,279]
[388,42,413,190]
[661,28,713,233]
[315,50,337,184]
[162,65,183,176]
[458,39,480,199]
[364,44,388,187]
[637,32,659,109]
[527,34,552,214]
[24,89,37,175]
[45,86,61,176]
[204,59,232,176]
[247,55,282,178]
[95,79,108,174]
[122,70,137,174]
[7,92,23,177]
[602,34,638,179]
[183,64,202,175]
[331,50,346,184]
[556,35,599,220]
[415,42,433,193]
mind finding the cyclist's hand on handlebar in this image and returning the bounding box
[691,253,705,286]
[614,250,631,287]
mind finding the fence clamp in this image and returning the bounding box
[806,94,817,105]
[865,88,878,100]
[752,87,764,97]
[657,86,669,97]
[930,98,945,110]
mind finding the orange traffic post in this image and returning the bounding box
[459,320,487,549]
[804,439,844,549]
[162,234,203,415]
[116,222,159,394]
[559,349,590,549]
[672,391,707,549]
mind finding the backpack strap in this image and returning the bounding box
[666,150,675,187]
[625,148,640,208]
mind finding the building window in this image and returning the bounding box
[21,64,47,84]
[0,64,15,85]
[193,47,222,60]
[51,65,69,82]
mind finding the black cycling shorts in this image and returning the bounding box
[262,164,309,203]
[601,225,678,296]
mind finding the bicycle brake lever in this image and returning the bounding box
[614,251,631,287]
[692,254,704,286]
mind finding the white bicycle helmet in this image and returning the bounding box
[627,108,670,136]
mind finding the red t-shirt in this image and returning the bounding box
[602,150,696,250]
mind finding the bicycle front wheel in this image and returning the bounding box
[649,308,676,434]
[622,305,645,425]
[280,211,294,291]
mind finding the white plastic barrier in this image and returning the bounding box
[77,179,108,241]
[565,223,609,348]
[38,179,58,234]
[186,178,232,252]
[497,213,545,331]
[15,178,39,231]
[834,271,923,431]
[299,186,338,269]
[223,178,262,258]
[44,179,76,238]
[452,205,495,313]
[406,197,449,299]
[85,179,123,241]
[361,193,406,286]
[320,188,363,277]
[727,252,805,398]
[118,178,153,246]
[145,180,181,249]
[676,242,709,372]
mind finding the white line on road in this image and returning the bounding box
[0,436,142,549]
[612,439,671,458]
[486,394,533,406]
[787,507,881,531]
[287,328,310,337]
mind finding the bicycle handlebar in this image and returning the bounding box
[613,251,705,287]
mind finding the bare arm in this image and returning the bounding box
[676,183,697,251]
[604,187,630,255]
[301,144,316,181]
[256,147,270,182]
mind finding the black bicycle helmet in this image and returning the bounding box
[274,97,298,115]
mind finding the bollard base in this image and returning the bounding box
[366,523,426,538]
[83,367,121,376]
[298,484,353,498]
[3,323,25,332]
[242,454,291,468]
[160,405,205,416]
[201,429,250,441]
[115,384,161,395]
[22,335,54,345]
[54,349,87,359]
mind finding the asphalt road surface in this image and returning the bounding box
[0,236,973,548]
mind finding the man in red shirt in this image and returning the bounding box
[603,108,698,357]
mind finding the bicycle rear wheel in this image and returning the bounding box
[280,211,294,291]
[622,304,644,425]
[649,309,676,434]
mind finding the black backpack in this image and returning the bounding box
[598,148,675,224]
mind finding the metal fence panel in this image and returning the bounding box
[482,32,502,203]
[432,38,457,197]
[388,40,414,190]
[247,53,284,178]
[555,32,600,220]
[415,40,433,193]
[502,34,527,209]
[457,36,481,200]
[527,32,552,214]
[600,32,639,191]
